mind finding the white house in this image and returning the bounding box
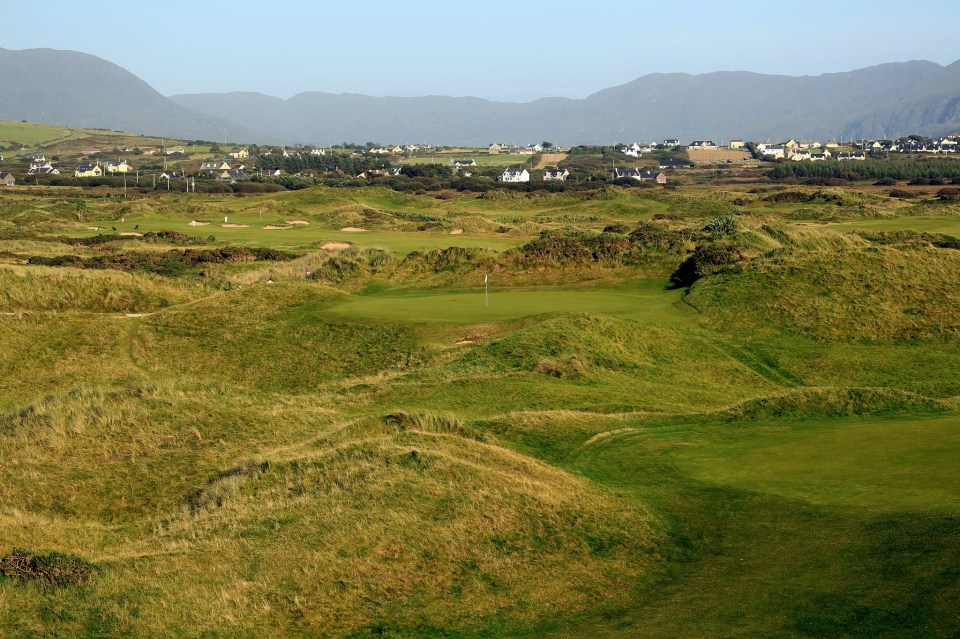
[613,168,666,183]
[105,160,135,173]
[543,168,569,181]
[760,145,786,159]
[499,168,530,182]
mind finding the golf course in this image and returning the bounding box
[1,173,959,638]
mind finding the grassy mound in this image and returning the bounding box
[0,401,659,637]
[721,387,953,421]
[0,265,207,313]
[134,283,423,391]
[687,246,960,340]
[374,312,780,416]
[136,417,659,637]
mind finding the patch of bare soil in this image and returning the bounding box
[321,242,351,250]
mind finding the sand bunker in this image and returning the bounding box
[321,242,351,250]
[263,225,292,230]
[124,313,146,318]
[450,228,464,235]
[188,220,211,227]
[286,220,311,225]
[86,226,102,231]
[119,231,143,237]
[221,223,250,228]
[340,226,368,232]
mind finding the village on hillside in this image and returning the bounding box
[1,128,959,190]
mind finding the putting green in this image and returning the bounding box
[322,280,687,323]
[674,414,960,512]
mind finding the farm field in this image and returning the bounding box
[686,148,751,163]
[1,169,960,637]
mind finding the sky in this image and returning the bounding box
[2,0,959,102]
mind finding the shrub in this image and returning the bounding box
[670,242,746,287]
[0,548,96,588]
[703,215,739,237]
[874,177,897,186]
[889,189,915,199]
[602,222,630,234]
[937,188,960,200]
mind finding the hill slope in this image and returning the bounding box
[0,48,251,141]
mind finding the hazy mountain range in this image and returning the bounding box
[2,48,959,146]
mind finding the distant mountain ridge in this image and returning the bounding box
[0,48,251,142]
[1,48,959,146]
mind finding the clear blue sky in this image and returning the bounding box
[2,0,958,101]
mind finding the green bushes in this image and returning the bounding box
[0,548,96,588]
[670,242,746,287]
[889,189,916,198]
[308,247,392,282]
[517,230,639,264]
[27,245,296,275]
[703,215,738,237]
[769,158,960,182]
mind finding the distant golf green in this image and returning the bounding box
[673,413,960,512]
[323,280,686,323]
[822,215,960,236]
[80,213,524,252]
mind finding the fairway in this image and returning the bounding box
[816,215,960,236]
[674,413,960,512]
[82,212,525,252]
[322,280,686,323]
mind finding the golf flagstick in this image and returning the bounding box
[485,274,488,306]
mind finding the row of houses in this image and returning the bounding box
[488,143,550,155]
[496,168,571,182]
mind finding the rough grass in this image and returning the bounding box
[0,390,659,637]
[3,181,960,637]
[0,264,208,313]
[688,245,960,340]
